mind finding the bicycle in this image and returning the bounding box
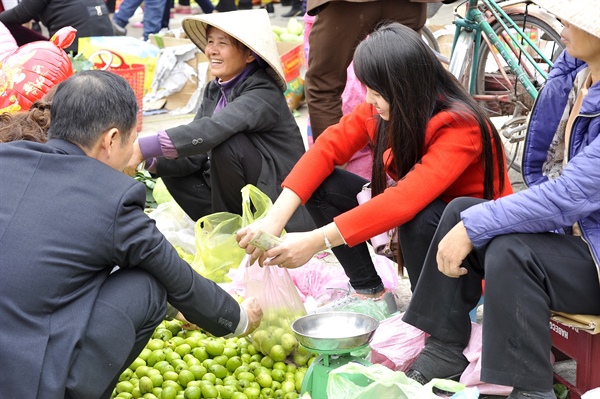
[447,0,565,173]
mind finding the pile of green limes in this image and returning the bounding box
[111,318,315,399]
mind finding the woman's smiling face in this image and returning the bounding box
[205,27,255,82]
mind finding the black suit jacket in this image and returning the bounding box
[0,139,241,398]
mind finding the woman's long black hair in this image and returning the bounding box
[353,22,506,198]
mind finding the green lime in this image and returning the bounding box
[188,364,207,380]
[183,385,201,399]
[160,385,178,399]
[208,364,228,379]
[205,340,224,357]
[201,384,219,399]
[225,356,243,373]
[116,381,134,394]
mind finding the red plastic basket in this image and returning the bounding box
[88,50,145,132]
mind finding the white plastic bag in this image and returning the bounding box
[148,199,196,254]
[327,363,467,399]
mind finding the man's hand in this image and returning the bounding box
[239,296,263,336]
[123,138,144,176]
[436,221,473,278]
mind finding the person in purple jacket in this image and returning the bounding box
[401,1,600,398]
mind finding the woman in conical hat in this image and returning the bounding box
[396,2,600,398]
[126,10,314,232]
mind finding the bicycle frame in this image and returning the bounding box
[450,0,555,101]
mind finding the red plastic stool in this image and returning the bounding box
[549,314,600,399]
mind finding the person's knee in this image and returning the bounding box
[104,268,168,327]
[484,235,523,282]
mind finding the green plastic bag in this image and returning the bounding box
[191,212,244,283]
[190,184,275,283]
[327,363,466,399]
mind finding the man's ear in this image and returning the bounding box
[246,51,256,64]
[84,127,120,161]
[101,128,120,158]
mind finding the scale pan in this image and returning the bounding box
[291,312,379,352]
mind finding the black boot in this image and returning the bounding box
[281,0,302,17]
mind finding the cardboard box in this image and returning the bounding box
[148,34,212,111]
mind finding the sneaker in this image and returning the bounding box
[312,288,398,315]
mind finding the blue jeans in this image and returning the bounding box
[113,0,167,40]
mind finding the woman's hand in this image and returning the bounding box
[262,230,324,269]
[236,217,283,265]
[436,221,473,277]
[124,138,144,176]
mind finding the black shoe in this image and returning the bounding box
[281,5,302,17]
[281,0,291,5]
[406,368,462,396]
[111,19,127,36]
[265,2,275,16]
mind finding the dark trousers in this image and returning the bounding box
[403,197,600,391]
[305,0,426,139]
[210,133,262,216]
[305,168,447,293]
[65,268,167,399]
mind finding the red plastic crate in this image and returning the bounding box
[549,318,600,399]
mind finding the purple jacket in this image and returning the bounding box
[461,50,600,275]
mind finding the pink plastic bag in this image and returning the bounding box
[370,313,513,396]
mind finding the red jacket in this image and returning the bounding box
[283,102,513,246]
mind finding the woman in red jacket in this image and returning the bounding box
[237,22,512,313]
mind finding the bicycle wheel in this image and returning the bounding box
[474,14,564,172]
[448,30,476,89]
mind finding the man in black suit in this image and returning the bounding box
[0,70,262,399]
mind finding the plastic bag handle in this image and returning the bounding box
[87,50,128,70]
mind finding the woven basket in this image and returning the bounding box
[88,50,145,132]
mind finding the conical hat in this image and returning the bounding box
[182,9,287,92]
[531,0,599,38]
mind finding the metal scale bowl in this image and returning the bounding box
[291,312,379,399]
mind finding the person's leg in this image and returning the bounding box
[112,0,143,28]
[403,197,485,382]
[209,133,262,215]
[194,0,214,13]
[261,0,274,15]
[105,0,117,13]
[142,0,168,40]
[281,0,302,18]
[162,173,213,221]
[399,198,447,291]
[215,0,237,12]
[305,0,425,140]
[65,268,167,399]
[162,0,174,29]
[481,232,600,392]
[304,169,384,292]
